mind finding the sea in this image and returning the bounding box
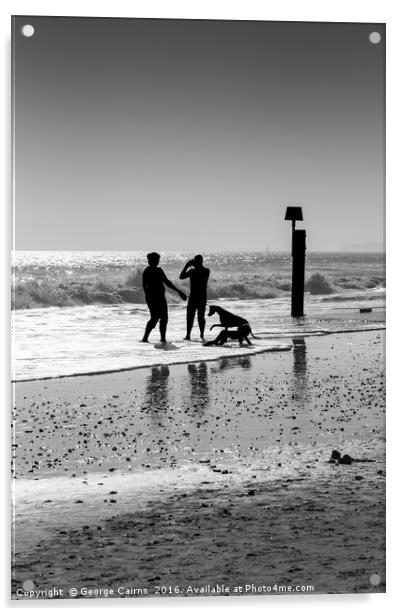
[11,251,385,381]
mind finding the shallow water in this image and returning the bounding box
[12,296,385,381]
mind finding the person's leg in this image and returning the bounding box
[159,298,168,343]
[142,301,159,342]
[185,299,196,340]
[142,317,158,342]
[197,301,207,340]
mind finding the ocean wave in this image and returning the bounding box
[305,273,335,295]
[11,251,385,309]
[319,290,386,303]
[12,271,386,309]
[11,278,280,309]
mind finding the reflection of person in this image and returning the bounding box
[141,252,186,344]
[179,255,210,341]
[187,362,209,410]
[145,365,170,412]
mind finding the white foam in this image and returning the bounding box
[12,294,385,381]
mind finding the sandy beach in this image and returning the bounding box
[12,330,385,598]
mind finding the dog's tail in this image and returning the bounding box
[250,330,260,339]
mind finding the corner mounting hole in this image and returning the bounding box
[21,24,35,38]
[369,31,381,44]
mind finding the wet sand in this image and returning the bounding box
[12,330,385,598]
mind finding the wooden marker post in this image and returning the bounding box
[285,206,306,317]
[291,228,306,317]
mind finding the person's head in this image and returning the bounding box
[193,254,203,267]
[147,252,160,267]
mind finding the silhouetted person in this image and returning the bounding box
[180,255,210,341]
[142,252,186,344]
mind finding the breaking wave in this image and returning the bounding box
[12,251,385,310]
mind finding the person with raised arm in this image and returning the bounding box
[179,255,210,341]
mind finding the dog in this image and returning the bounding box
[204,305,258,346]
[204,323,253,347]
[208,305,258,337]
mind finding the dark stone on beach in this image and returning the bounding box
[339,454,353,465]
[360,307,372,313]
[355,475,363,480]
[329,450,341,463]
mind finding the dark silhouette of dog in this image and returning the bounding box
[204,323,253,347]
[207,305,258,337]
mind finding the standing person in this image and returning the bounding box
[180,255,210,341]
[141,252,187,344]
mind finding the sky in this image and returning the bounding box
[13,17,385,252]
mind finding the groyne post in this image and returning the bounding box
[285,207,306,317]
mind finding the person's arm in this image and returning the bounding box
[179,260,193,280]
[161,270,187,300]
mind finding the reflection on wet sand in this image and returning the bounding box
[187,362,209,411]
[144,365,170,415]
[212,355,252,372]
[292,337,308,402]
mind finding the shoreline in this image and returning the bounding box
[11,341,292,384]
[12,318,385,384]
[12,294,385,382]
